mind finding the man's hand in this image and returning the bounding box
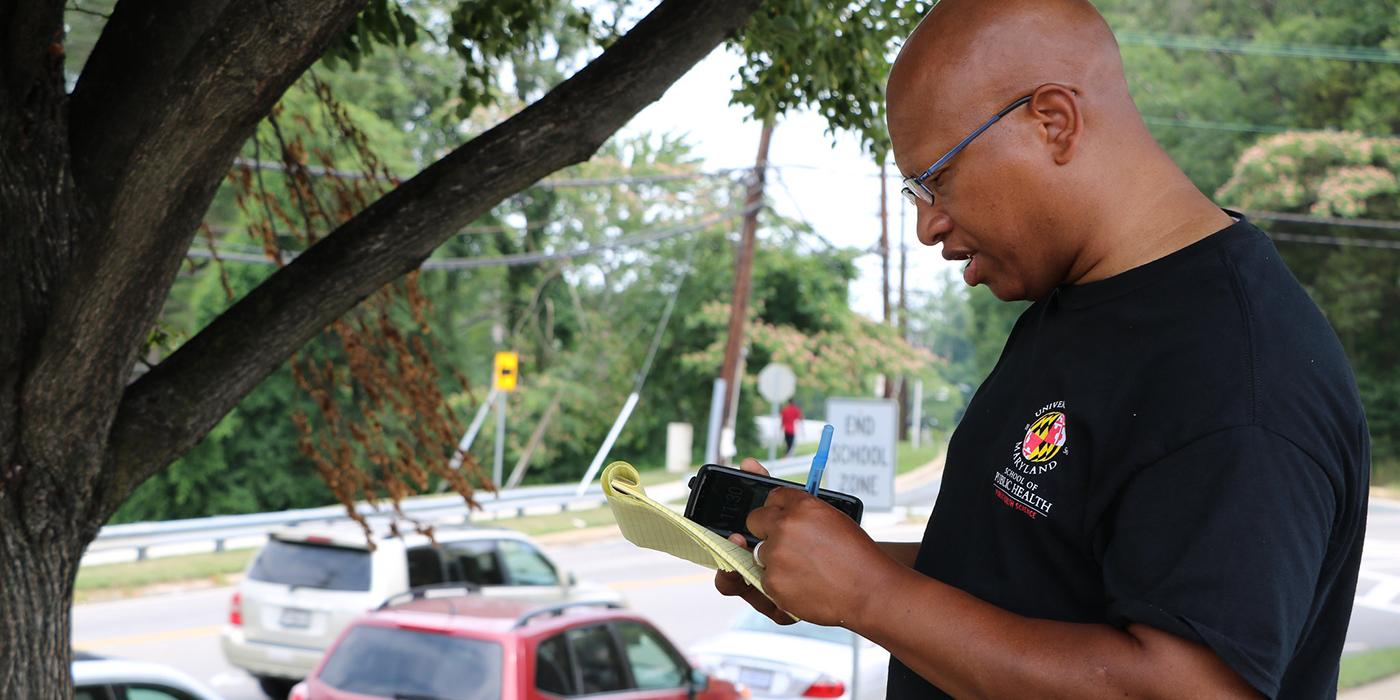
[713,458,794,624]
[745,474,895,626]
[712,457,899,627]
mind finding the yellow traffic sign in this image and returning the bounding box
[494,351,519,392]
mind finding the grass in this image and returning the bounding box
[1339,647,1400,690]
[74,549,254,603]
[1372,458,1400,490]
[499,505,619,536]
[896,439,942,475]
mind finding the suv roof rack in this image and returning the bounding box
[513,600,624,629]
[377,582,483,610]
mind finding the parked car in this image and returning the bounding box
[287,593,743,700]
[689,611,889,700]
[221,524,623,698]
[74,651,224,700]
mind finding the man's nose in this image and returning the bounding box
[915,202,953,246]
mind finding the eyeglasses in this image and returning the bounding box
[900,94,1033,207]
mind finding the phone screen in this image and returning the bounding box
[688,469,778,539]
[685,465,863,547]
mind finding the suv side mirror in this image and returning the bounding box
[567,571,578,587]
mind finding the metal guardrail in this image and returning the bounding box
[86,455,812,563]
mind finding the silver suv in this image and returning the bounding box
[220,525,622,698]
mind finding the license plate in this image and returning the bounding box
[737,667,773,691]
[279,607,312,629]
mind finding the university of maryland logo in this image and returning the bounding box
[1021,410,1067,463]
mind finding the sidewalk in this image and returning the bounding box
[1340,673,1400,699]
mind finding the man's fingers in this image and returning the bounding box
[714,569,750,597]
[714,570,786,622]
[739,457,771,476]
[715,532,790,625]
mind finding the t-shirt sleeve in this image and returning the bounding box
[1099,425,1336,697]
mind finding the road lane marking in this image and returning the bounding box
[75,624,223,651]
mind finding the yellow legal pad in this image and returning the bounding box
[601,460,768,597]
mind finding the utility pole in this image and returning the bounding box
[879,158,894,400]
[718,120,774,431]
[898,193,911,441]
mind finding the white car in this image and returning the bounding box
[74,652,223,700]
[689,610,890,700]
[221,524,622,698]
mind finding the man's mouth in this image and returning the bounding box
[954,252,982,286]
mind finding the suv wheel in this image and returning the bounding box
[256,675,298,699]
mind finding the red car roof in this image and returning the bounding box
[362,595,642,642]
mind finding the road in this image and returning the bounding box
[72,510,930,699]
[1345,499,1400,653]
[71,476,1400,698]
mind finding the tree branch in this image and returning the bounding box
[0,0,65,101]
[19,0,366,475]
[102,0,761,513]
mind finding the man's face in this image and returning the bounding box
[890,92,1068,302]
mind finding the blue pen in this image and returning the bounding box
[805,424,835,494]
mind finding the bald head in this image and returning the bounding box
[887,0,1135,173]
[883,0,1231,302]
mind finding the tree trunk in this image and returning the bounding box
[0,0,761,695]
[1,3,103,693]
[0,467,92,698]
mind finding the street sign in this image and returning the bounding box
[757,363,796,403]
[824,398,897,511]
[493,351,519,392]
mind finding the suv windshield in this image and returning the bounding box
[319,624,502,700]
[247,539,371,592]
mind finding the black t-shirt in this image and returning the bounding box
[887,217,1369,699]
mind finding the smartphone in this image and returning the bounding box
[683,463,864,548]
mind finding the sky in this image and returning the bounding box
[620,47,962,321]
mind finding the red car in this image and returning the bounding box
[290,587,745,700]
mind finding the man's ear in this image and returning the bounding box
[1028,84,1082,165]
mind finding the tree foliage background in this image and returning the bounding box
[67,0,1400,526]
[72,0,936,523]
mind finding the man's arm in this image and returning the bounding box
[738,487,1262,699]
[855,552,1261,698]
[878,541,920,568]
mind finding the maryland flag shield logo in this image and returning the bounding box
[1021,411,1067,463]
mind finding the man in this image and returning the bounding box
[714,1,1369,697]
[780,399,803,456]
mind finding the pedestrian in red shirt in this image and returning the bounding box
[779,400,802,456]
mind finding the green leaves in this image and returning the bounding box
[728,0,930,160]
[325,0,424,71]
[321,0,931,160]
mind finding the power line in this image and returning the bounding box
[1268,232,1400,251]
[1144,116,1293,135]
[1144,116,1394,139]
[187,204,756,270]
[1244,210,1400,232]
[421,204,756,269]
[231,158,741,188]
[1117,31,1400,64]
[1244,209,1400,250]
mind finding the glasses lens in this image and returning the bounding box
[900,186,930,207]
